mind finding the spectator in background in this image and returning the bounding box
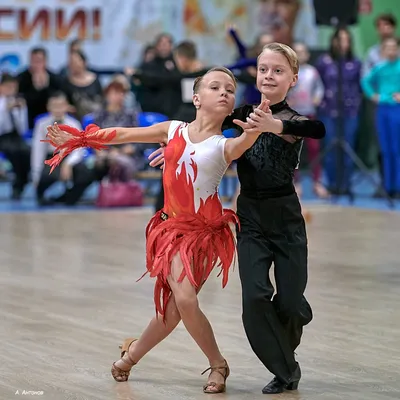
[129,33,181,118]
[287,42,327,198]
[141,44,156,65]
[362,14,397,197]
[132,40,207,123]
[127,44,156,107]
[93,75,138,128]
[59,38,84,77]
[0,74,30,199]
[315,28,362,195]
[61,50,103,121]
[92,75,140,175]
[363,14,397,76]
[361,37,400,198]
[31,91,87,206]
[17,47,61,129]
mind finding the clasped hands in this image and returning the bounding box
[232,99,282,135]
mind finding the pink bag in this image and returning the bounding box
[95,164,144,208]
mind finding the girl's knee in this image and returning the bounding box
[174,292,199,315]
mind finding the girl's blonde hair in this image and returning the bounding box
[257,42,299,75]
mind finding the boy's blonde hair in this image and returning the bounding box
[257,42,299,75]
[193,66,237,94]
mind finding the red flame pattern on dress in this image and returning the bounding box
[142,123,239,319]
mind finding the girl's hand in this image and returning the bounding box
[46,122,73,147]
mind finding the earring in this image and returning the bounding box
[195,104,200,109]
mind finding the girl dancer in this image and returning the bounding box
[45,67,274,394]
[149,43,325,394]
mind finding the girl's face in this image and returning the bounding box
[193,71,236,117]
[256,50,297,102]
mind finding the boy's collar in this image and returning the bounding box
[270,99,287,112]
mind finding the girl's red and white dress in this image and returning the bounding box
[144,121,239,318]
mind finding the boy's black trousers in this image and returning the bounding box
[236,192,313,383]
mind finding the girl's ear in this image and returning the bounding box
[193,94,201,109]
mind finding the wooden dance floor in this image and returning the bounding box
[1,206,400,400]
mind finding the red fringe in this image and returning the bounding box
[41,124,116,173]
[140,209,240,320]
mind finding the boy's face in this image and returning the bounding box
[47,97,69,120]
[0,80,18,97]
[257,50,297,103]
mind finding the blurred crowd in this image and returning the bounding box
[0,12,398,208]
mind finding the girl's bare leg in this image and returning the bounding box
[167,253,227,392]
[113,294,181,371]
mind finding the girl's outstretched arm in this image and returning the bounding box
[44,121,170,172]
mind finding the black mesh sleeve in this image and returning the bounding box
[281,118,326,139]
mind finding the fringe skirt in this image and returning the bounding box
[141,209,239,319]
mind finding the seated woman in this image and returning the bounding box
[91,75,141,179]
[61,50,103,121]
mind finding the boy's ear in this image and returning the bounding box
[290,74,298,88]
